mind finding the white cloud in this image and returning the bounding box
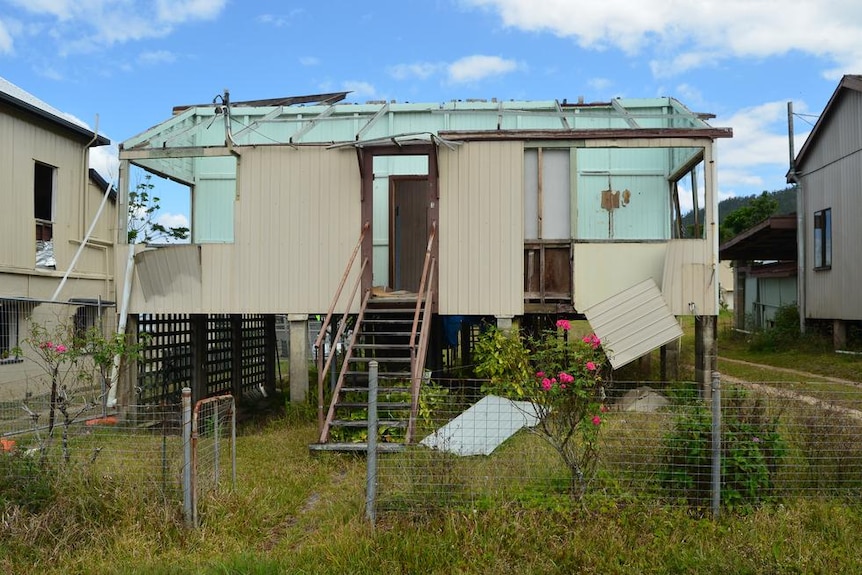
[6,0,227,55]
[447,55,518,83]
[156,0,226,24]
[343,81,377,99]
[389,62,441,80]
[711,101,813,199]
[157,212,190,232]
[0,19,13,54]
[299,56,319,66]
[138,50,177,66]
[256,10,303,27]
[89,144,119,182]
[466,0,862,78]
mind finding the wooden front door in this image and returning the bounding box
[390,176,429,292]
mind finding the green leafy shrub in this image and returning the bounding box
[474,320,609,497]
[660,388,785,508]
[748,304,801,352]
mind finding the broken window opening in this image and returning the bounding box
[34,162,57,268]
[524,147,572,302]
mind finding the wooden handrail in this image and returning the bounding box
[314,221,369,434]
[314,221,369,352]
[406,261,435,443]
[409,220,437,353]
[319,287,372,443]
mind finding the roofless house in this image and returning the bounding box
[116,92,731,447]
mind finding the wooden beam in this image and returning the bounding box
[119,146,238,160]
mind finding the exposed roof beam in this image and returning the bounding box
[555,99,570,129]
[231,105,283,140]
[356,102,389,140]
[611,99,641,128]
[289,104,337,143]
[439,127,733,141]
[120,146,238,160]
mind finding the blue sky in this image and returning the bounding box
[2,0,860,230]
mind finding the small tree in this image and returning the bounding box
[18,319,146,463]
[127,173,189,244]
[475,320,609,497]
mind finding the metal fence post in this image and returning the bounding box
[366,361,379,525]
[711,371,721,518]
[181,387,193,527]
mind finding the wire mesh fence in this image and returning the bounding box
[0,403,185,508]
[374,375,862,514]
[192,394,236,527]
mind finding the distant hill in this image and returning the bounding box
[682,186,796,227]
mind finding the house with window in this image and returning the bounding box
[0,76,115,400]
[789,74,862,348]
[719,214,797,331]
[118,91,731,446]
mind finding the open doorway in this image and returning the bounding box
[361,145,438,302]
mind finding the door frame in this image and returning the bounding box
[358,143,439,308]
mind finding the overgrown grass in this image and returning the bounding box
[2,401,862,574]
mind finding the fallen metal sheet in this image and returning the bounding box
[420,395,540,456]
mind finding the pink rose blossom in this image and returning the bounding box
[558,372,574,384]
[555,319,571,331]
[541,378,553,391]
[536,371,545,378]
[592,415,602,426]
[586,361,597,371]
[55,345,67,353]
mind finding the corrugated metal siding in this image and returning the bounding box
[438,141,523,316]
[583,278,683,369]
[799,90,862,320]
[573,243,667,312]
[236,146,361,313]
[661,239,717,316]
[135,245,202,310]
[0,105,113,291]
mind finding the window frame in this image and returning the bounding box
[813,207,832,271]
[0,300,23,364]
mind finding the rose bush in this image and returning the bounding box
[475,319,610,497]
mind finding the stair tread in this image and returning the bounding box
[342,386,411,393]
[337,402,411,409]
[309,442,406,453]
[353,343,411,349]
[348,357,410,363]
[331,419,409,428]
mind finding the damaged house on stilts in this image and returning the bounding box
[115,92,732,448]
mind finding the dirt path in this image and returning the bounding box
[718,356,861,386]
[718,357,862,421]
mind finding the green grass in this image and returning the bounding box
[5,316,862,574]
[2,407,862,574]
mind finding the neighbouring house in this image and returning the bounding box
[789,74,862,349]
[0,76,116,401]
[719,214,798,331]
[117,92,732,447]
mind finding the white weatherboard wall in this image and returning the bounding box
[438,141,524,317]
[583,278,683,369]
[123,146,362,314]
[573,243,667,312]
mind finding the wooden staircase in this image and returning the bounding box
[310,222,437,453]
[311,295,424,452]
